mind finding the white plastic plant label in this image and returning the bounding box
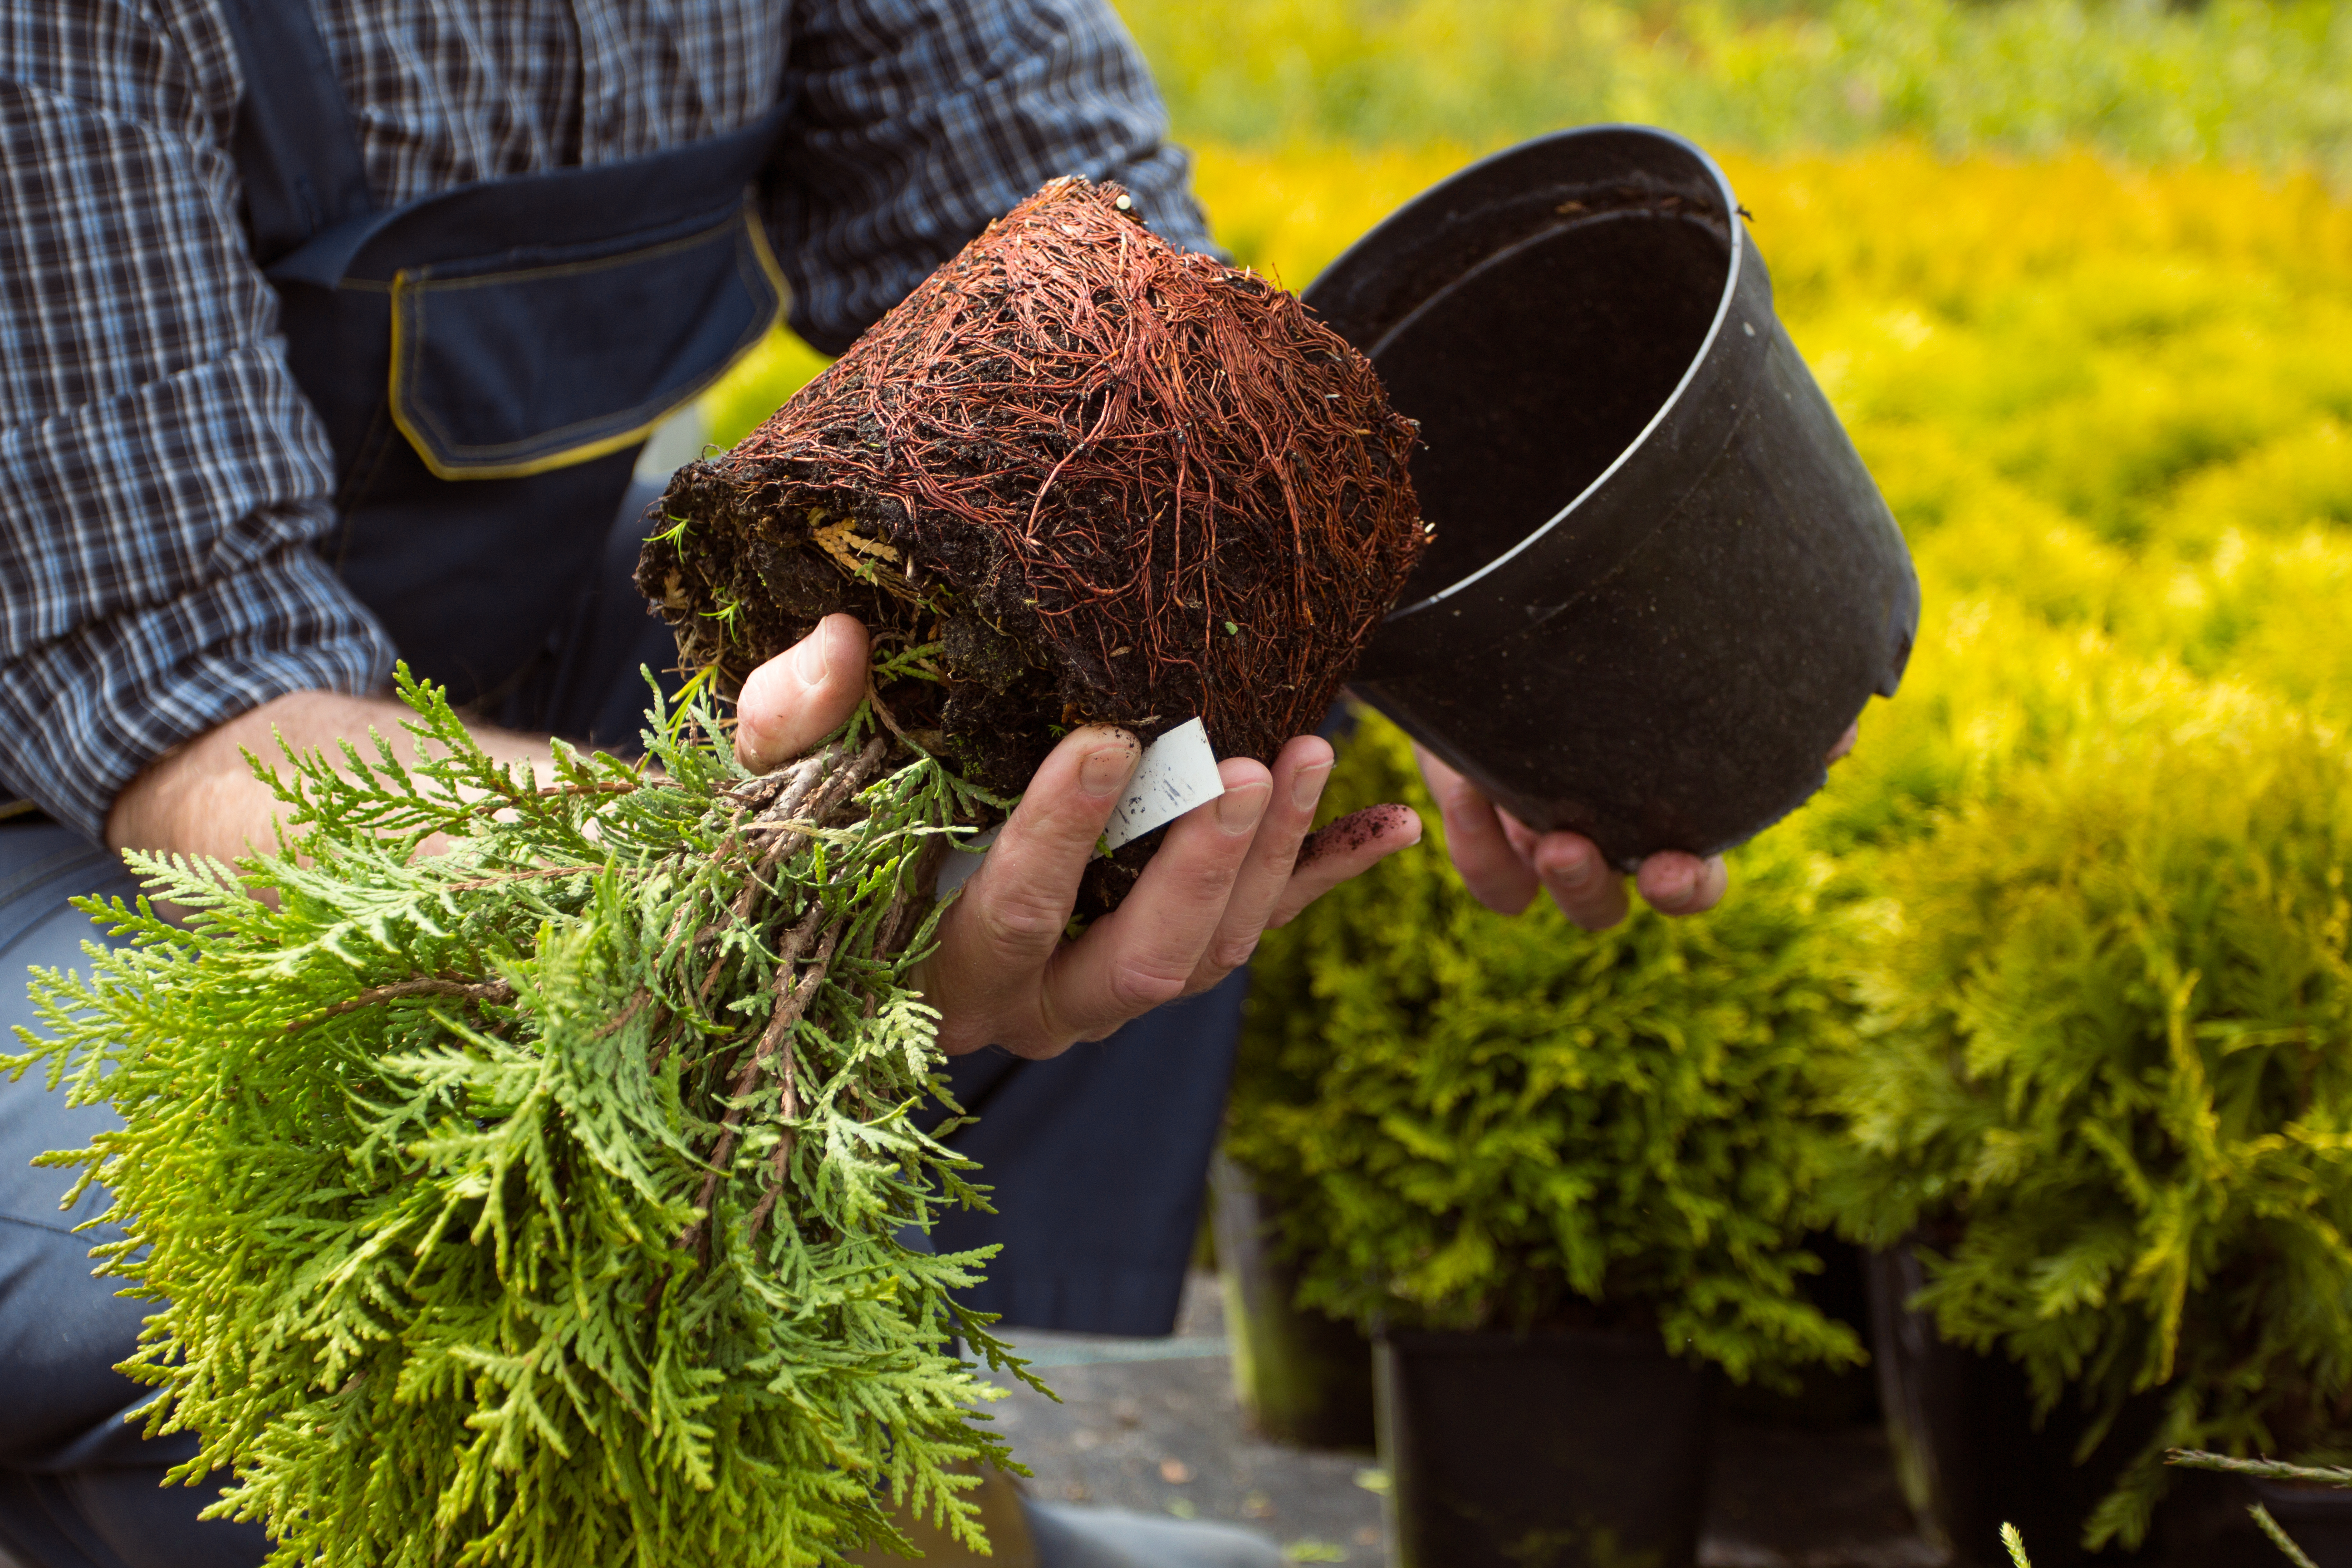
[1103,717,1224,851]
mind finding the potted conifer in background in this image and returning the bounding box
[1823,657,2352,1567]
[1229,710,1866,1568]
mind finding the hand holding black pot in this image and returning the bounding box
[1311,127,1919,882]
[1420,719,1859,930]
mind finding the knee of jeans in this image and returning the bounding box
[63,1465,270,1568]
[0,1218,155,1470]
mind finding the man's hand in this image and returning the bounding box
[1412,720,1861,931]
[913,724,1418,1058]
[706,611,1426,1060]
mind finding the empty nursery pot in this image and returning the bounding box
[1376,1328,1715,1568]
[1307,126,1921,868]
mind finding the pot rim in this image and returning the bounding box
[1377,1325,1678,1358]
[1316,123,1746,625]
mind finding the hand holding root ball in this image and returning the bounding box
[649,176,1436,1058]
[735,613,1423,1060]
[662,176,1834,1046]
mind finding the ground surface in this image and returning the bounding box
[0,1272,1933,1568]
[980,1272,1940,1566]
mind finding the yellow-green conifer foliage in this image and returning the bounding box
[1229,711,1867,1388]
[7,673,1030,1568]
[1828,675,2352,1548]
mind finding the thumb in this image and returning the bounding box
[735,613,869,772]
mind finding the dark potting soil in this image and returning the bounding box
[642,178,1427,908]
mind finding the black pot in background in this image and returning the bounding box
[1307,125,1920,870]
[2257,1480,2352,1568]
[1866,1246,2347,1568]
[1208,1153,1378,1451]
[1377,1328,1715,1568]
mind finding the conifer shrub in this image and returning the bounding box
[10,676,1023,1567]
[1823,672,2352,1548]
[1228,710,1865,1386]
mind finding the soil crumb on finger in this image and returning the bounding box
[1298,804,1416,869]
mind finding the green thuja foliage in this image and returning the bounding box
[1229,708,1863,1386]
[1826,674,2352,1549]
[4,667,1037,1568]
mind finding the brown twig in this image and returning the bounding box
[692,740,880,1008]
[865,669,920,752]
[748,985,866,1245]
[287,974,515,1034]
[466,780,640,815]
[745,739,887,868]
[444,865,604,890]
[590,986,652,1044]
[680,919,844,1260]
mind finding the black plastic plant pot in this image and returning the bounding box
[1375,1328,1715,1568]
[1306,126,1921,867]
[1208,1155,1379,1451]
[1866,1246,2319,1568]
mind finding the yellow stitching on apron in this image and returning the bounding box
[387,205,788,481]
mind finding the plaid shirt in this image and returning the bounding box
[0,0,1209,842]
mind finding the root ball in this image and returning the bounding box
[642,178,1427,902]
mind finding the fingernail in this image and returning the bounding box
[1291,760,1332,812]
[1216,781,1270,835]
[1080,735,1139,799]
[791,627,829,686]
[1551,845,1598,889]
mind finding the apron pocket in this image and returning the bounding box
[389,203,783,480]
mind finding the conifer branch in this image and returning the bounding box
[2251,1505,2321,1568]
[286,973,518,1034]
[2167,1450,2352,1487]
[19,666,1037,1568]
[683,919,844,1261]
[445,865,605,889]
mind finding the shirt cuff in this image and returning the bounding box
[0,545,395,844]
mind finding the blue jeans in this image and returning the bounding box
[0,820,273,1568]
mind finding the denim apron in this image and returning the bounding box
[0,3,1240,1559]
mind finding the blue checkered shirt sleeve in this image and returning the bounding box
[0,0,1210,843]
[0,5,392,844]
